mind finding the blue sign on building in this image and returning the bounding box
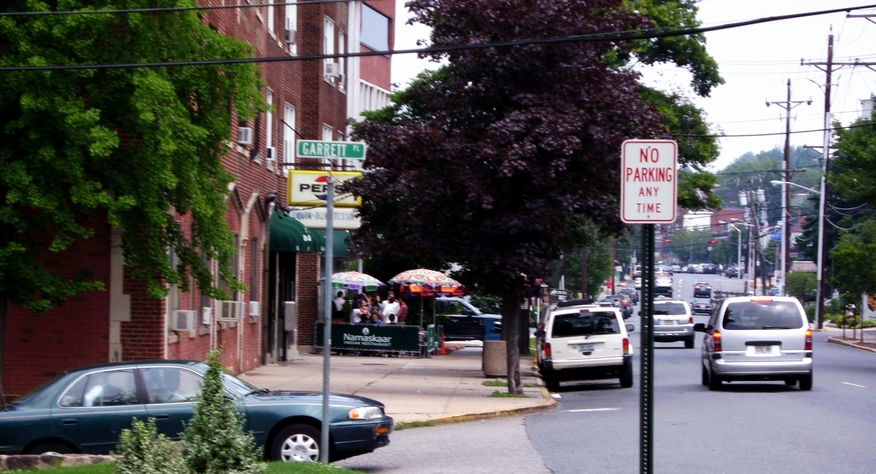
[771,231,782,242]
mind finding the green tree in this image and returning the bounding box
[830,219,876,301]
[348,0,721,393]
[787,271,817,305]
[0,1,265,396]
[182,350,266,474]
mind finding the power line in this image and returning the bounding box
[1,3,875,71]
[670,120,875,138]
[0,0,346,17]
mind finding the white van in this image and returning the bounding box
[535,301,635,391]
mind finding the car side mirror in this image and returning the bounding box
[694,323,706,332]
[534,329,546,338]
[626,324,635,333]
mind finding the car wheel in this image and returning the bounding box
[707,368,722,391]
[619,363,634,388]
[799,373,813,391]
[26,442,73,455]
[543,375,560,392]
[271,424,322,463]
[684,337,695,349]
[701,364,709,386]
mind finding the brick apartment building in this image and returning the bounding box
[2,0,395,397]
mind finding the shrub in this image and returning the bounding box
[114,418,186,474]
[863,318,876,328]
[182,350,267,474]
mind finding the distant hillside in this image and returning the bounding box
[714,146,821,223]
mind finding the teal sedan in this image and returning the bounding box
[0,360,392,462]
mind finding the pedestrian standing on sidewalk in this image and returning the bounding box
[397,298,409,325]
[333,291,346,323]
[383,295,400,324]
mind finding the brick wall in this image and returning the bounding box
[295,252,321,350]
[3,223,112,397]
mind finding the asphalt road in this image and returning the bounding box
[340,274,876,473]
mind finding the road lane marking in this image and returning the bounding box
[567,408,621,413]
[842,382,866,388]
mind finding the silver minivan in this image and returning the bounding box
[694,296,813,391]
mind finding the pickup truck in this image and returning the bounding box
[435,297,502,341]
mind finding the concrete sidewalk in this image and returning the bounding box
[238,344,555,425]
[824,326,876,353]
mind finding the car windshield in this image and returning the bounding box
[551,311,619,337]
[654,303,686,315]
[722,301,804,330]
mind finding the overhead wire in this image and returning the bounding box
[0,3,875,71]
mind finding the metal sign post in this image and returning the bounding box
[620,139,677,474]
[320,165,334,464]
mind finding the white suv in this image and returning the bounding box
[694,296,813,391]
[535,302,636,391]
[653,298,695,348]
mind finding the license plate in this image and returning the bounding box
[579,343,595,352]
[755,346,773,354]
[664,320,675,325]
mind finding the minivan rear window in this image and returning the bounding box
[721,301,804,330]
[551,312,619,337]
[654,303,686,315]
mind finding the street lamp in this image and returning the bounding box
[770,179,822,326]
[720,219,751,294]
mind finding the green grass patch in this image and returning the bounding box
[5,461,363,473]
[394,419,439,431]
[489,391,531,398]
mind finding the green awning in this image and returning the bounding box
[310,229,352,258]
[269,210,324,253]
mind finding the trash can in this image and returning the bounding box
[482,340,507,377]
[484,318,502,341]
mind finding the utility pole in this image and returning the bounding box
[766,80,810,296]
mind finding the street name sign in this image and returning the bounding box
[620,140,678,223]
[296,140,367,159]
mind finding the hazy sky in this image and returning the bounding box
[390,1,876,172]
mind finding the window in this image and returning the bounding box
[551,312,619,338]
[285,2,297,55]
[282,103,295,176]
[251,237,259,302]
[267,0,275,36]
[361,5,389,52]
[142,368,201,404]
[338,30,346,91]
[60,370,138,407]
[265,89,274,163]
[322,124,333,141]
[324,16,335,76]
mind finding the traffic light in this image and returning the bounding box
[710,239,717,244]
[664,239,671,244]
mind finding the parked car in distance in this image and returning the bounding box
[693,282,712,298]
[634,277,642,289]
[435,297,501,341]
[619,287,639,304]
[724,266,739,278]
[605,294,633,319]
[0,360,393,462]
[535,303,635,391]
[695,296,813,391]
[652,299,695,348]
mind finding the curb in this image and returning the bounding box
[827,336,876,353]
[395,386,557,430]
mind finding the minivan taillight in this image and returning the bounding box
[713,330,722,352]
[805,329,812,351]
[545,342,552,358]
[623,337,630,354]
[689,316,694,324]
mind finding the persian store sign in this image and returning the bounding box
[620,140,678,224]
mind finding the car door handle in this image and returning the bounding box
[61,419,77,426]
[152,414,170,420]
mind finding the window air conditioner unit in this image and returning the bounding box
[217,301,245,322]
[265,146,276,162]
[202,307,213,326]
[237,127,254,145]
[171,310,197,332]
[249,301,261,317]
[285,28,297,45]
[324,62,340,77]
